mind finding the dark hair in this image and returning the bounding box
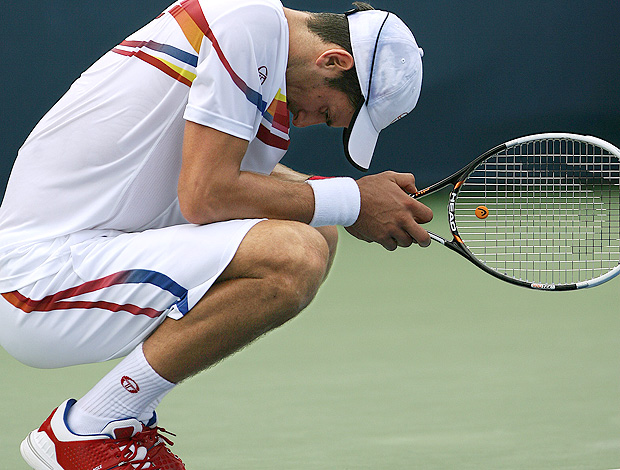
[306,2,375,110]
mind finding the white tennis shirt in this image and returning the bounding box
[0,0,291,291]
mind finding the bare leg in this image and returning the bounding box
[315,225,338,279]
[143,220,333,383]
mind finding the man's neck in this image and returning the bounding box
[283,8,311,68]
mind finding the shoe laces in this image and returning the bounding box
[109,427,178,469]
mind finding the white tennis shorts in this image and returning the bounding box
[0,219,261,369]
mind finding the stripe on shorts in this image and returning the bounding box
[1,269,189,318]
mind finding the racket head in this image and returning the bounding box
[448,133,620,290]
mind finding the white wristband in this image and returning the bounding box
[306,177,361,227]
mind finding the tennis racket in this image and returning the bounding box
[412,133,620,290]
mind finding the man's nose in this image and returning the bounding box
[292,110,321,128]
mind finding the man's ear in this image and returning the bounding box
[316,49,354,74]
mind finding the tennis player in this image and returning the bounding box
[0,0,431,468]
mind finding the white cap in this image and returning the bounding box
[343,9,424,171]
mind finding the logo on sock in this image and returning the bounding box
[121,376,140,394]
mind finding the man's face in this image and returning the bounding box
[287,79,356,129]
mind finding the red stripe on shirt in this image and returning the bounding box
[256,124,289,150]
[111,48,193,87]
[179,0,251,100]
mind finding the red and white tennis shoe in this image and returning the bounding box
[20,399,185,470]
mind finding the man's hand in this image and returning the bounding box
[345,171,433,251]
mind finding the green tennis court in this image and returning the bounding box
[2,191,619,469]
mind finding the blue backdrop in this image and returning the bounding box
[2,1,620,195]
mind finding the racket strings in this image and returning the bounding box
[455,138,620,285]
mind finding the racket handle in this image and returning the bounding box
[427,232,445,244]
[409,190,428,199]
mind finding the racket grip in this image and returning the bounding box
[427,232,445,244]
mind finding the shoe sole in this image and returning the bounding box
[20,430,63,470]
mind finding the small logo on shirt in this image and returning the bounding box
[121,376,140,394]
[258,66,268,85]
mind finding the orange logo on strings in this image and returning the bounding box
[475,206,489,219]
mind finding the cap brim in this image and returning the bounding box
[343,103,379,171]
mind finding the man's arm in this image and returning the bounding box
[178,121,315,225]
[178,121,432,249]
[270,164,310,183]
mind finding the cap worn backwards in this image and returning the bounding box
[343,9,424,171]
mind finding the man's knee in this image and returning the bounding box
[220,220,331,313]
[314,225,338,277]
[257,221,329,312]
[277,223,331,310]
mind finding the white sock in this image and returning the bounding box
[66,344,176,435]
